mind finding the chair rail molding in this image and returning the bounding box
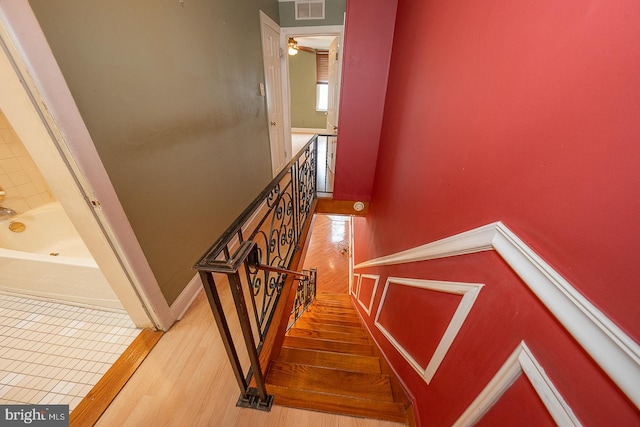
[453,341,582,427]
[354,221,640,409]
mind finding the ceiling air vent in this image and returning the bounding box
[295,0,325,20]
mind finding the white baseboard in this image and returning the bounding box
[170,273,203,321]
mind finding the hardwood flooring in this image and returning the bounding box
[94,214,404,427]
[303,214,351,295]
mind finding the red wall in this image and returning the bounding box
[332,0,397,201]
[344,0,640,425]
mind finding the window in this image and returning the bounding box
[316,51,328,111]
[316,85,328,111]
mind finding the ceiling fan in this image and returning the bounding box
[288,37,316,55]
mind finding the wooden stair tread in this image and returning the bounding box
[307,302,357,312]
[267,384,408,424]
[292,318,368,336]
[267,361,394,402]
[316,293,352,301]
[286,327,371,344]
[283,335,376,356]
[279,347,381,374]
[313,298,354,308]
[268,293,410,425]
[312,298,354,306]
[298,313,363,327]
[306,306,360,317]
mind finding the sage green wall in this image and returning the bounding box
[289,51,327,129]
[29,0,279,305]
[279,0,345,27]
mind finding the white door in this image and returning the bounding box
[326,36,341,135]
[260,13,286,176]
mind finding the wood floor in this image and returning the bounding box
[95,215,402,427]
[303,214,350,295]
[94,215,405,427]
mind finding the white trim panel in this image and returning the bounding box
[170,273,204,321]
[356,274,379,316]
[352,273,360,297]
[375,278,483,384]
[354,222,640,409]
[454,341,581,426]
[349,215,355,296]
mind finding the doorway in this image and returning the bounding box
[281,26,343,194]
[0,4,170,330]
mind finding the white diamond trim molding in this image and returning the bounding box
[374,278,484,384]
[351,273,360,297]
[453,341,582,426]
[356,274,380,315]
[354,221,640,409]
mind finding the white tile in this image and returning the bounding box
[10,387,34,401]
[80,361,95,372]
[0,372,24,386]
[3,362,18,372]
[51,381,75,395]
[69,396,83,411]
[38,392,65,405]
[67,371,85,383]
[41,378,60,392]
[0,295,132,406]
[58,327,78,337]
[0,384,14,398]
[95,363,110,375]
[7,170,30,186]
[14,362,30,375]
[101,334,120,343]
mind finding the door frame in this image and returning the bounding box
[0,1,174,330]
[280,25,344,142]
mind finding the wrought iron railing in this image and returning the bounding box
[193,136,317,410]
[288,268,316,330]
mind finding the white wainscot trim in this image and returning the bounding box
[375,278,483,384]
[356,274,379,316]
[355,222,640,409]
[352,273,361,297]
[354,223,498,269]
[453,341,582,426]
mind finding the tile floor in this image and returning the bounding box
[0,292,140,410]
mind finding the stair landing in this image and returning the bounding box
[266,293,411,424]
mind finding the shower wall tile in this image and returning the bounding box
[0,109,56,213]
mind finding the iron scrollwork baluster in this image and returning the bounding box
[193,135,318,411]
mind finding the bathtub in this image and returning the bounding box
[0,202,124,310]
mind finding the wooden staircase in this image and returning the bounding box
[265,293,411,424]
